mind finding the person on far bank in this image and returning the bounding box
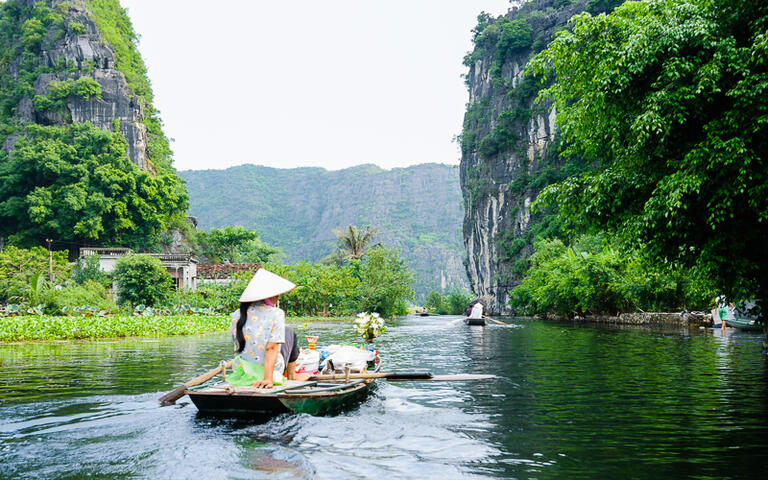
[229,268,296,389]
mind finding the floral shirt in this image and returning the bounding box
[230,302,286,367]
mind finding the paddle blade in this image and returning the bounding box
[387,374,496,382]
[385,372,433,380]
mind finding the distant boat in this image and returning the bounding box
[464,317,486,326]
[714,318,763,332]
[419,312,430,317]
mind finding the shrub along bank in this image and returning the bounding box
[509,235,716,318]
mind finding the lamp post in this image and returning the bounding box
[46,238,53,282]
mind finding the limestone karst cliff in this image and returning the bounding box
[459,0,622,313]
[0,0,188,249]
[0,0,169,170]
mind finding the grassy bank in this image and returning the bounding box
[0,315,357,342]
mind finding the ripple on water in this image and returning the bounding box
[2,317,768,479]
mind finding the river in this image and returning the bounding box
[1,316,767,479]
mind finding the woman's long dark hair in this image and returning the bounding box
[235,302,251,353]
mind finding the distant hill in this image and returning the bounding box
[179,163,468,299]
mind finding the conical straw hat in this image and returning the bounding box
[238,268,296,303]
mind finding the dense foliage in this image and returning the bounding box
[0,246,70,303]
[510,235,715,317]
[71,254,110,286]
[112,254,172,307]
[0,122,188,249]
[172,247,414,319]
[530,0,768,304]
[425,290,474,315]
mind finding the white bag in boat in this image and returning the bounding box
[322,345,374,373]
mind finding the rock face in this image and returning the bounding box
[6,0,149,170]
[180,163,469,299]
[459,1,621,314]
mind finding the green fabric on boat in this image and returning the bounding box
[227,356,283,386]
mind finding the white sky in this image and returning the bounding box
[119,0,513,171]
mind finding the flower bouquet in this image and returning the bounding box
[353,312,386,343]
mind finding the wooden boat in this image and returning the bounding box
[187,355,382,416]
[419,312,430,316]
[464,316,486,326]
[713,318,763,332]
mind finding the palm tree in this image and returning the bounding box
[322,225,379,265]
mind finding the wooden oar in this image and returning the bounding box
[309,372,495,382]
[158,360,233,405]
[483,316,507,326]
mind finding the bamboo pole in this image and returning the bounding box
[158,360,233,405]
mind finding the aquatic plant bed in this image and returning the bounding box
[0,314,231,341]
[286,316,355,324]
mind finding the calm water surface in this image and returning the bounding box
[1,317,767,479]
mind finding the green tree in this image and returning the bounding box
[0,122,188,249]
[496,18,533,62]
[112,254,172,306]
[445,290,474,315]
[323,225,379,265]
[354,247,415,318]
[232,237,283,264]
[195,226,279,264]
[425,290,447,314]
[530,0,768,306]
[273,262,361,316]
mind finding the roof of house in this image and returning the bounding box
[197,263,260,279]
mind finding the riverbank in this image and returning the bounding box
[536,312,715,328]
[0,315,357,341]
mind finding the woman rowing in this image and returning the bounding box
[229,268,296,389]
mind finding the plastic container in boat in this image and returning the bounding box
[295,350,320,374]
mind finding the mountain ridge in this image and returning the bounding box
[180,162,468,299]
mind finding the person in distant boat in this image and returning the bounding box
[230,268,296,389]
[468,301,484,319]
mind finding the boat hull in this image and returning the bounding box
[188,390,290,416]
[188,357,382,417]
[714,319,763,332]
[465,317,486,326]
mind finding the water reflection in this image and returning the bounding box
[1,317,767,479]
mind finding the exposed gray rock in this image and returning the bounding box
[4,0,150,170]
[460,1,608,314]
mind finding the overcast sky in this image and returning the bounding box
[119,0,512,172]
